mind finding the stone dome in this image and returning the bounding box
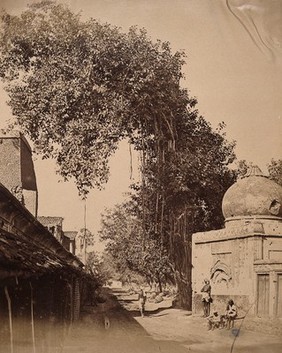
[222,166,282,220]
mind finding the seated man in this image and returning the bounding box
[207,311,221,330]
[219,314,228,329]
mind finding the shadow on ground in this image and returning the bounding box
[62,288,190,353]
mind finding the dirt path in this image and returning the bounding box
[61,288,282,353]
[61,289,188,353]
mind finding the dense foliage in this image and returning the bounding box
[0,0,189,195]
[268,159,282,186]
[99,201,174,291]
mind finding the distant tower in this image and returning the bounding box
[0,131,38,217]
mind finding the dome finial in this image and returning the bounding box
[241,165,265,179]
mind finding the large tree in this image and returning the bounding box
[0,1,237,307]
[0,0,189,195]
[0,1,235,206]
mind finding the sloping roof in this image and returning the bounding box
[37,216,64,227]
[0,228,77,279]
[0,182,83,279]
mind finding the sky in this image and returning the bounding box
[0,0,281,237]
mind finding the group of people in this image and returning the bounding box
[201,279,237,330]
[137,279,238,329]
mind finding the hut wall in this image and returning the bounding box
[0,274,83,352]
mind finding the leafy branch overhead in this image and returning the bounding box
[0,1,194,195]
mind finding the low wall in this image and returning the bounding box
[193,294,251,317]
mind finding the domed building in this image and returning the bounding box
[192,166,282,318]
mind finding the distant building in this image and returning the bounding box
[38,216,64,243]
[75,228,95,265]
[63,231,77,255]
[0,131,38,216]
[38,217,78,255]
[192,166,282,318]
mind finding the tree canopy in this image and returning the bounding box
[0,1,236,203]
[0,0,191,195]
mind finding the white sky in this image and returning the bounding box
[0,0,281,237]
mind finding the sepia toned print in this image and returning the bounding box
[0,1,281,352]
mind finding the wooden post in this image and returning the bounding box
[30,282,36,353]
[4,286,14,353]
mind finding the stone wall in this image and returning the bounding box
[192,220,282,318]
[192,236,254,295]
[192,230,258,316]
[0,135,38,216]
[0,137,21,190]
[193,293,250,317]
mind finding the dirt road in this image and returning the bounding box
[61,288,282,353]
[61,289,187,353]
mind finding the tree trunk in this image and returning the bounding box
[157,274,163,293]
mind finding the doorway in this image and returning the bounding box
[257,274,269,317]
[276,274,282,317]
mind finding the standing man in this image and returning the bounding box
[201,279,212,317]
[137,287,147,317]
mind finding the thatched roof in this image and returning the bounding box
[0,228,77,279]
[0,182,83,280]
